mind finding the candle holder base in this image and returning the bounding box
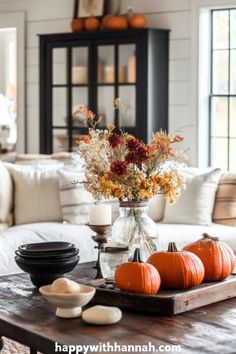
[86,223,111,279]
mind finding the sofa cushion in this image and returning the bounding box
[0,222,97,276]
[6,164,63,225]
[58,169,119,224]
[0,161,13,227]
[163,168,221,225]
[213,173,236,227]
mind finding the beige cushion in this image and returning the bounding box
[6,164,62,225]
[58,169,119,224]
[213,173,236,226]
[0,161,13,226]
[163,168,221,226]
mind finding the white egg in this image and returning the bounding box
[82,305,122,325]
[51,278,80,294]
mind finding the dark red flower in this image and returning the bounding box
[110,160,128,176]
[108,133,124,148]
[125,145,148,165]
[126,138,142,151]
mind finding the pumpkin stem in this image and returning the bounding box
[202,233,219,242]
[132,248,142,263]
[168,242,178,252]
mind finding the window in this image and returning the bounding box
[210,9,236,170]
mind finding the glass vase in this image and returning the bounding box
[111,201,158,261]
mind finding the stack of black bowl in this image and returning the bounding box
[15,242,80,287]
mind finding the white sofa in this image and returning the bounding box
[0,154,236,276]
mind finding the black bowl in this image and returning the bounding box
[15,248,80,261]
[18,242,76,255]
[15,255,80,287]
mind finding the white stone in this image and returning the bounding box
[51,278,80,294]
[82,305,122,325]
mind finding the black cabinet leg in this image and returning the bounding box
[30,348,37,354]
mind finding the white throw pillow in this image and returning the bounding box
[148,194,166,222]
[58,170,119,224]
[163,168,221,226]
[6,164,63,225]
[0,161,13,226]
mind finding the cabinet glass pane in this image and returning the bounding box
[72,47,88,84]
[53,48,67,85]
[98,86,115,125]
[53,88,67,127]
[97,46,115,84]
[118,86,136,127]
[211,137,228,170]
[53,129,68,152]
[213,50,229,94]
[211,97,228,137]
[72,87,88,127]
[119,44,136,84]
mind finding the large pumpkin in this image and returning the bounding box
[115,248,161,295]
[148,242,205,289]
[129,14,147,28]
[184,233,236,281]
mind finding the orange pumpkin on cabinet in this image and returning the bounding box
[148,242,205,289]
[103,16,128,30]
[84,17,100,31]
[129,14,147,29]
[71,18,85,32]
[115,248,161,295]
[184,233,236,281]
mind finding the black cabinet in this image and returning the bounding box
[39,28,169,153]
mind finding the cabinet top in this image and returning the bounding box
[38,28,170,41]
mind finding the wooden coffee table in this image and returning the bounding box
[0,262,235,354]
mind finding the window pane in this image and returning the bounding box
[211,97,228,137]
[118,86,136,127]
[53,48,67,85]
[211,138,228,170]
[213,10,229,49]
[230,98,236,137]
[118,44,136,84]
[53,88,67,127]
[72,47,88,85]
[212,51,229,94]
[229,139,236,171]
[230,10,236,48]
[230,50,236,93]
[97,86,115,125]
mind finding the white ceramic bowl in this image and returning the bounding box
[39,283,96,318]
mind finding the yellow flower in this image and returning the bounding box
[99,175,124,199]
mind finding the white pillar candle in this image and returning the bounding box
[89,204,112,225]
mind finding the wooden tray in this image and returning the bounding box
[83,274,236,315]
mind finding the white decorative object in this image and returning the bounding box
[89,204,112,225]
[72,66,88,84]
[39,282,96,319]
[82,305,122,325]
[163,168,222,226]
[51,278,81,294]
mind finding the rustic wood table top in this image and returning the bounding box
[0,262,235,354]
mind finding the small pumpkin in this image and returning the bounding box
[71,18,85,32]
[129,14,147,29]
[104,16,128,30]
[148,242,205,289]
[184,233,236,282]
[115,248,161,295]
[84,17,100,31]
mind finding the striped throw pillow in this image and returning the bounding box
[58,170,119,224]
[213,173,236,226]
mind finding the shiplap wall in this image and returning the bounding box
[0,0,193,162]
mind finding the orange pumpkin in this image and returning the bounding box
[84,17,100,31]
[129,14,147,29]
[148,242,205,289]
[104,16,128,30]
[115,248,161,295]
[184,233,236,281]
[71,18,84,32]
